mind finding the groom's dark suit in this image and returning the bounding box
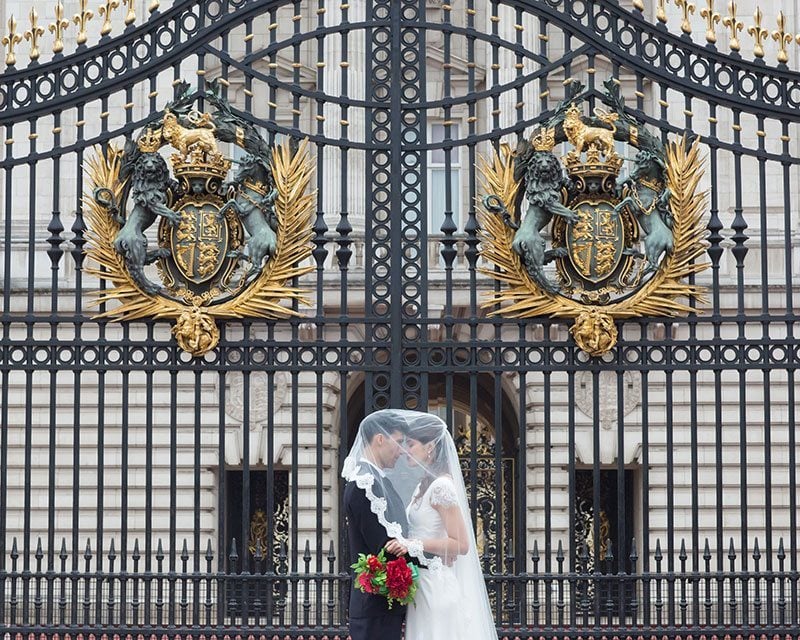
[344,461,409,640]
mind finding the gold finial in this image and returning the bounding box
[657,0,668,24]
[122,0,136,26]
[747,7,768,58]
[98,0,120,37]
[73,0,93,45]
[149,0,160,13]
[700,0,721,44]
[49,2,69,54]
[772,12,792,64]
[675,0,696,35]
[633,0,644,10]
[2,16,23,67]
[721,2,743,52]
[23,7,44,62]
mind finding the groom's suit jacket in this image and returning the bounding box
[344,461,409,619]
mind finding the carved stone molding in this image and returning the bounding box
[223,370,287,428]
[575,369,641,430]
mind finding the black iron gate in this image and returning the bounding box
[1,1,799,638]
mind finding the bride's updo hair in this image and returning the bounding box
[407,417,451,501]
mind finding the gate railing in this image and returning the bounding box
[2,537,799,638]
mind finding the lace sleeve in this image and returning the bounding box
[428,477,459,509]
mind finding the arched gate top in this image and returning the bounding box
[1,0,800,127]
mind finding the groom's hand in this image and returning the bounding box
[384,539,408,557]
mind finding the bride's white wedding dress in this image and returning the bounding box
[405,476,495,640]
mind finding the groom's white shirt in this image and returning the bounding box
[359,457,386,478]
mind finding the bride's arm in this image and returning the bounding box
[417,478,471,558]
[417,503,470,557]
[384,506,469,560]
[385,478,471,561]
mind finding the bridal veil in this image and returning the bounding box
[342,409,498,638]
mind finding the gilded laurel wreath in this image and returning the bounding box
[83,136,315,356]
[478,134,708,356]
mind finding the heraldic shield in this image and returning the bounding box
[164,199,234,286]
[479,79,708,356]
[156,146,244,295]
[84,81,315,356]
[558,200,632,286]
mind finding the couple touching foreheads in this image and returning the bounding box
[342,409,498,640]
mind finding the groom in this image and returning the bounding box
[343,412,410,640]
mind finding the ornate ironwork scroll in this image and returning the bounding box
[455,419,515,571]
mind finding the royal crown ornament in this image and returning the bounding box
[479,79,709,357]
[84,81,315,356]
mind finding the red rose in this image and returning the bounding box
[358,573,375,594]
[385,557,412,597]
[391,585,409,600]
[367,555,384,573]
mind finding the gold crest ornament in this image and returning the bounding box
[84,81,315,356]
[479,80,708,356]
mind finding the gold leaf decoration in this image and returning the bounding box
[83,138,316,354]
[207,138,316,319]
[478,136,709,353]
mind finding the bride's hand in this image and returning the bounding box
[384,539,408,556]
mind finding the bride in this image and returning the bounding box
[383,411,498,640]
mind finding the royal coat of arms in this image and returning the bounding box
[479,79,708,356]
[84,81,315,356]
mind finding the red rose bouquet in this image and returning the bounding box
[351,548,419,608]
